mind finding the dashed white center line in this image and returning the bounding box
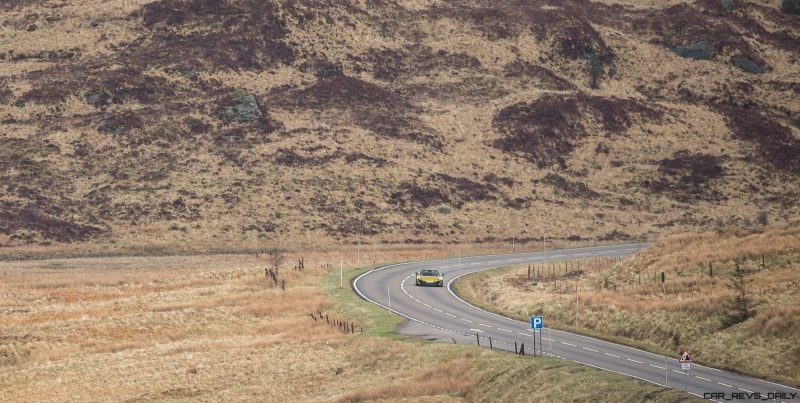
[542,337,552,341]
[478,323,492,328]
[487,260,502,264]
[561,342,576,347]
[440,265,451,268]
[672,370,684,375]
[695,376,711,382]
[497,328,512,333]
[582,347,599,353]
[650,364,665,370]
[604,353,620,358]
[445,312,456,317]
[470,329,484,333]
[423,303,431,308]
[460,318,473,323]
[433,308,442,313]
[717,382,733,388]
[737,387,753,393]
[626,359,643,364]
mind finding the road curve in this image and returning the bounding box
[353,244,799,402]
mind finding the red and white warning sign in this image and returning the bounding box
[679,349,692,371]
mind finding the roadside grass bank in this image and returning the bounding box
[325,258,694,402]
[453,218,800,387]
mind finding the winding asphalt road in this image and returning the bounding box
[353,244,799,402]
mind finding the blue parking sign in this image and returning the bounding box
[531,316,544,329]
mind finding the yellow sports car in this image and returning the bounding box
[415,269,444,287]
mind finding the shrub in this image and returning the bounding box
[730,56,763,74]
[722,0,736,12]
[781,0,800,14]
[673,42,712,60]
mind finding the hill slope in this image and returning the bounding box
[1,0,799,250]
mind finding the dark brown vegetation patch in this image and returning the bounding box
[643,151,725,202]
[0,139,105,244]
[502,61,576,91]
[366,45,481,82]
[538,173,600,199]
[631,0,800,67]
[430,1,614,61]
[492,94,661,168]
[389,174,499,210]
[720,107,800,175]
[139,0,293,70]
[276,75,441,148]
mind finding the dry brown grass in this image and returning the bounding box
[0,246,692,402]
[457,218,800,385]
[336,357,477,402]
[1,0,797,252]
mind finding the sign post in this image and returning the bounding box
[531,316,544,357]
[678,349,693,391]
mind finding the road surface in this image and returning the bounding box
[353,244,799,402]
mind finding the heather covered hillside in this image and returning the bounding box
[1,0,798,251]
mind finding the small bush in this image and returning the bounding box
[781,0,800,14]
[721,0,736,12]
[757,210,769,226]
[673,42,712,60]
[730,56,763,74]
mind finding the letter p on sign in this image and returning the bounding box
[531,316,544,329]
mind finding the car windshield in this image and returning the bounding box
[420,270,440,276]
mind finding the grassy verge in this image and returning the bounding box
[451,219,800,387]
[453,267,676,358]
[323,260,695,401]
[323,264,409,340]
